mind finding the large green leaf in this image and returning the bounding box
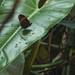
[0,0,75,71]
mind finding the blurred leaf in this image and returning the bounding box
[0,0,3,5]
[0,53,25,75]
[0,0,75,71]
[59,20,75,28]
[36,46,49,63]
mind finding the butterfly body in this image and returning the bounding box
[18,14,31,28]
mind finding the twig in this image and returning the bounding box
[0,0,20,32]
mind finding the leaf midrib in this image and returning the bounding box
[0,8,39,51]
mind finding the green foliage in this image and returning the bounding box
[0,0,75,73]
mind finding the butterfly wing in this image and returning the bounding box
[18,14,31,28]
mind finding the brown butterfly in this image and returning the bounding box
[18,14,31,28]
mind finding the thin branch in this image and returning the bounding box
[0,0,20,32]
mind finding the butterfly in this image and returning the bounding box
[18,14,31,28]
